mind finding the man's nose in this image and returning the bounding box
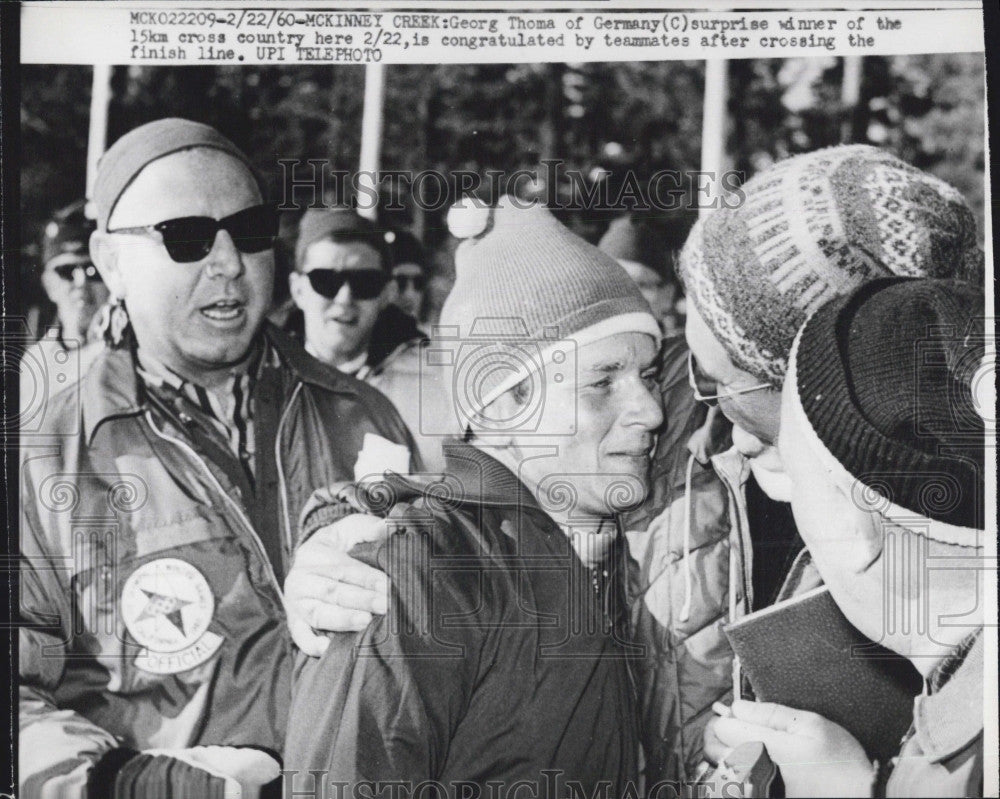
[204,230,245,279]
[332,279,354,305]
[731,424,767,459]
[625,380,664,431]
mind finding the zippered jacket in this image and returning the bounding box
[621,338,821,789]
[286,442,639,793]
[19,324,418,798]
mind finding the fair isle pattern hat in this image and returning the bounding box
[441,196,659,419]
[787,277,985,544]
[678,145,983,385]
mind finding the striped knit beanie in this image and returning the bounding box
[441,196,659,427]
[787,277,985,544]
[678,145,983,385]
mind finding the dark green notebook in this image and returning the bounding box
[723,585,922,764]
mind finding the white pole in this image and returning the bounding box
[357,63,386,221]
[86,64,113,214]
[841,56,863,143]
[700,58,730,218]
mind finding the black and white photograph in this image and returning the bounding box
[2,2,995,797]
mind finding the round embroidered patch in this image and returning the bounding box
[121,558,222,674]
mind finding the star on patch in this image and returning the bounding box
[136,588,192,636]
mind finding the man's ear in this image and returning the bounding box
[288,271,308,310]
[89,231,126,299]
[475,391,520,449]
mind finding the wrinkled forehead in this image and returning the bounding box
[108,148,261,229]
[576,330,658,374]
[301,238,382,274]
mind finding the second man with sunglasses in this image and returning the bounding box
[19,118,421,798]
[20,201,109,426]
[287,207,447,471]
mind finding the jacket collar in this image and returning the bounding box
[912,628,984,761]
[710,445,752,488]
[82,345,146,443]
[262,322,362,396]
[439,440,542,512]
[82,322,361,443]
[366,304,427,368]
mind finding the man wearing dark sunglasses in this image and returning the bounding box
[19,118,419,799]
[34,200,110,347]
[287,208,447,472]
[20,201,110,424]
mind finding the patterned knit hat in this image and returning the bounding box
[441,196,659,426]
[787,277,985,543]
[678,145,983,385]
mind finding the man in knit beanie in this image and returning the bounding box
[680,146,984,781]
[285,196,662,791]
[19,118,418,798]
[678,144,983,503]
[709,277,987,797]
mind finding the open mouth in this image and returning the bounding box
[200,299,246,322]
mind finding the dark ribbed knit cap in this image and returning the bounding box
[794,277,985,533]
[93,118,255,231]
[294,207,387,271]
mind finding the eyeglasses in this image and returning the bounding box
[106,203,278,264]
[305,269,388,300]
[687,351,773,406]
[51,262,102,283]
[393,274,425,292]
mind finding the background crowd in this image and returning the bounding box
[21,55,985,330]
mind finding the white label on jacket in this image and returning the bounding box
[121,557,223,674]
